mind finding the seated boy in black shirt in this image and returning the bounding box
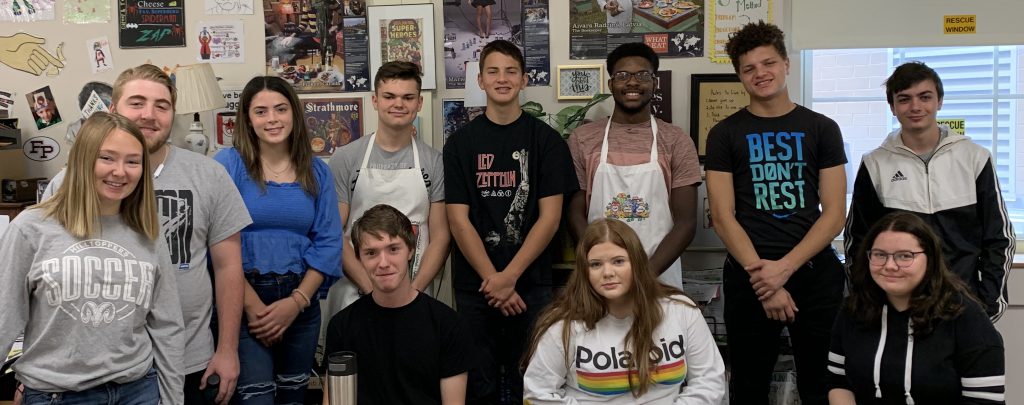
[322,204,470,405]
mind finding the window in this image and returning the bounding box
[804,46,1024,239]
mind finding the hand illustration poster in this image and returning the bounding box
[118,0,185,48]
[442,0,550,89]
[569,0,704,60]
[302,98,362,157]
[265,0,369,93]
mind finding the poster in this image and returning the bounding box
[441,99,485,143]
[26,86,61,130]
[197,21,244,63]
[708,0,771,63]
[569,0,704,60]
[0,0,54,22]
[689,74,747,158]
[209,86,241,149]
[205,0,252,15]
[651,70,671,123]
[87,36,113,73]
[302,97,362,157]
[64,0,109,23]
[118,0,185,48]
[265,0,368,93]
[442,0,551,89]
[368,4,436,89]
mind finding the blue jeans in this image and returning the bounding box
[234,272,321,405]
[22,368,159,405]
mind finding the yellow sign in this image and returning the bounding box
[937,118,965,135]
[944,15,976,34]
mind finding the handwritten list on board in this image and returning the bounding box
[696,81,749,155]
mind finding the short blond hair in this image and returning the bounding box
[39,112,159,240]
[111,64,177,110]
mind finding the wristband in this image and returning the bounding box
[290,295,305,312]
[291,289,311,306]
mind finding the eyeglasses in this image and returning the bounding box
[611,71,654,83]
[867,250,925,268]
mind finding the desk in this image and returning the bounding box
[0,202,33,219]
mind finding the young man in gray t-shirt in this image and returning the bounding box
[325,61,449,318]
[42,64,252,404]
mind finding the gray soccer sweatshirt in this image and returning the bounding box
[0,208,185,404]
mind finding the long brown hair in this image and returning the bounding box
[39,112,159,240]
[233,76,317,195]
[845,211,980,336]
[522,219,689,398]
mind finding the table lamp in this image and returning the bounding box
[175,63,226,155]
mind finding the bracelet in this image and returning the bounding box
[291,289,311,306]
[290,295,305,312]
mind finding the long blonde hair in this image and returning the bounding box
[38,112,159,240]
[523,219,689,398]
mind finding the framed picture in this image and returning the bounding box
[689,73,748,161]
[299,96,364,158]
[557,64,603,100]
[368,4,437,90]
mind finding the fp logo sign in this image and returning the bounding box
[23,136,59,161]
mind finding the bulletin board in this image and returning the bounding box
[689,73,748,160]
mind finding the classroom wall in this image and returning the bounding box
[3,0,1021,402]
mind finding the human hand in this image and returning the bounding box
[761,287,798,323]
[202,350,239,404]
[0,33,64,76]
[481,271,517,307]
[249,297,301,345]
[747,258,796,300]
[499,292,526,316]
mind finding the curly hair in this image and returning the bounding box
[725,21,787,73]
[521,219,691,398]
[606,42,659,74]
[845,211,981,337]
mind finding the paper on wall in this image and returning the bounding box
[196,20,244,63]
[86,36,113,73]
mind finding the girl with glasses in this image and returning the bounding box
[827,211,1004,404]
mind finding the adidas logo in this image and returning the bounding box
[891,170,907,182]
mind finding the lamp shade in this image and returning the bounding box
[175,63,226,114]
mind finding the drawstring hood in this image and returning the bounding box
[872,305,916,404]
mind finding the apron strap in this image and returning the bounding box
[600,116,660,163]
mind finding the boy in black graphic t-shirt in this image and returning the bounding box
[443,40,578,404]
[704,22,847,405]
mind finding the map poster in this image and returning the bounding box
[302,98,362,158]
[442,0,551,89]
[569,0,704,60]
[118,0,185,48]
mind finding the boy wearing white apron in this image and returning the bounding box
[568,42,701,290]
[325,61,449,317]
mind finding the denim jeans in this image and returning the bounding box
[22,368,159,405]
[234,272,321,405]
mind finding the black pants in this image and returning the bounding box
[455,285,552,405]
[724,249,844,405]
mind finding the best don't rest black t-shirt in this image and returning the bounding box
[443,112,579,290]
[704,105,847,257]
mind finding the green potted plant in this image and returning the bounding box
[521,93,611,139]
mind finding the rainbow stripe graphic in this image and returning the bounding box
[576,358,687,396]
